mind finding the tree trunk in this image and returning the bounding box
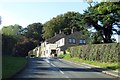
[103,24,113,43]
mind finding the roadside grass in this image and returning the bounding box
[2,55,27,79]
[61,54,119,71]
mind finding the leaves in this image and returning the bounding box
[2,24,22,36]
[68,43,120,63]
[83,2,120,43]
[2,23,43,56]
[25,23,43,42]
[42,11,89,39]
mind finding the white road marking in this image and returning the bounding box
[51,63,56,67]
[50,63,65,75]
[65,76,69,78]
[59,70,64,74]
[45,59,50,64]
[44,58,70,78]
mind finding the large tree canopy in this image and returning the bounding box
[42,11,90,40]
[12,36,38,56]
[25,23,43,42]
[84,2,120,43]
[2,24,22,36]
[42,14,64,39]
[2,23,44,56]
[2,24,22,55]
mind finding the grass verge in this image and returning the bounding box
[2,55,27,79]
[60,54,120,71]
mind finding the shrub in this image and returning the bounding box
[58,54,65,58]
[67,43,120,63]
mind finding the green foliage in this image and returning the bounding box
[62,54,119,71]
[2,23,43,56]
[63,54,71,59]
[2,24,22,55]
[58,54,65,58]
[2,55,27,79]
[2,34,18,55]
[12,36,38,57]
[90,31,103,44]
[67,43,120,63]
[2,24,22,36]
[42,11,90,40]
[42,15,64,39]
[83,2,120,43]
[25,23,43,42]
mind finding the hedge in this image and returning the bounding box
[67,43,120,63]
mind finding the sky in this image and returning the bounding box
[0,1,95,29]
[0,0,119,41]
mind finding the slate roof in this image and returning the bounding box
[45,33,66,43]
[45,31,81,43]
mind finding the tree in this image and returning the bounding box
[2,34,18,55]
[12,36,38,57]
[42,11,89,39]
[90,31,103,44]
[62,12,83,34]
[2,24,22,55]
[84,2,120,43]
[1,23,44,56]
[2,24,22,36]
[10,23,44,56]
[42,15,64,39]
[25,23,43,43]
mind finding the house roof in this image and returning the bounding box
[45,33,66,43]
[45,31,81,43]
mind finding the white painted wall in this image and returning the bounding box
[45,43,57,57]
[56,38,65,47]
[117,35,120,43]
[36,47,40,57]
[113,35,120,43]
[40,41,47,57]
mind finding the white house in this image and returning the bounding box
[28,46,41,57]
[45,43,57,57]
[116,35,120,43]
[112,35,120,43]
[40,31,86,58]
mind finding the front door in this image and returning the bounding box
[51,50,57,57]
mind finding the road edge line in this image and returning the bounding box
[61,59,120,78]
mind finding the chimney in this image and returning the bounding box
[54,32,56,36]
[71,28,74,33]
[59,30,62,34]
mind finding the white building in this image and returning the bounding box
[40,31,86,58]
[113,35,120,43]
[116,35,120,43]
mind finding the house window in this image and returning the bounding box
[69,38,72,43]
[83,40,86,44]
[80,39,86,44]
[69,38,76,44]
[73,39,76,43]
[80,40,83,44]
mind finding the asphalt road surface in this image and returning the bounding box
[13,57,118,80]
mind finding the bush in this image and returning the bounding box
[67,43,120,63]
[58,54,65,58]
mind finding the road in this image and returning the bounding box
[13,57,118,80]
